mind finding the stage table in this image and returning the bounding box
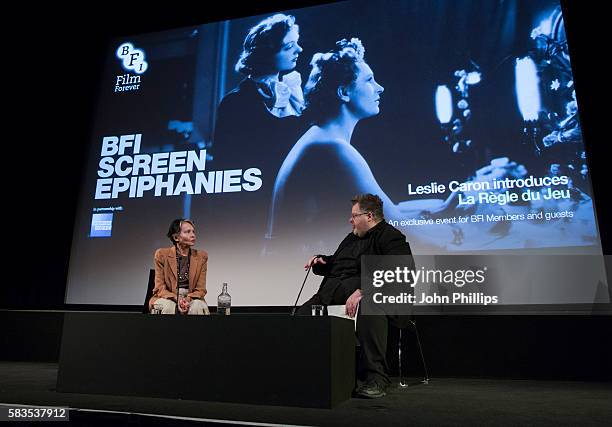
[57,313,355,408]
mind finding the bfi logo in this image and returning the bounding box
[116,42,148,74]
[114,42,148,93]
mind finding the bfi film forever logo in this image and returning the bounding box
[114,42,148,93]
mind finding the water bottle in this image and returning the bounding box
[217,283,231,315]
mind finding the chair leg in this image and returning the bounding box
[411,319,430,384]
[398,320,430,386]
[399,328,408,387]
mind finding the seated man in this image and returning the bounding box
[298,194,412,398]
[149,218,210,315]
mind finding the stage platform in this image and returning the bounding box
[1,362,611,426]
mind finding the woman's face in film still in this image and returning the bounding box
[345,61,384,119]
[272,26,302,73]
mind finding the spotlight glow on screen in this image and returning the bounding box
[435,85,453,124]
[515,57,541,121]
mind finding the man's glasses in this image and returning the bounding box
[350,212,369,219]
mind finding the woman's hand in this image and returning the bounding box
[178,296,191,314]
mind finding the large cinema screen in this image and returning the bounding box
[66,0,609,311]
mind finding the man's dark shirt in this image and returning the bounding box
[312,220,412,305]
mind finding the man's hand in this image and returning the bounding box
[345,289,362,318]
[305,255,327,270]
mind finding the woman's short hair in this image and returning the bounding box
[235,14,298,76]
[304,38,365,125]
[167,218,195,244]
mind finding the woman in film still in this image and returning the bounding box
[213,13,307,181]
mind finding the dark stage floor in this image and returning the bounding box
[1,363,611,426]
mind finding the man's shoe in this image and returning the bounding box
[353,380,368,396]
[356,380,387,399]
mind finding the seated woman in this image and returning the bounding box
[149,219,210,315]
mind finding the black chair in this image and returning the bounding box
[142,269,157,314]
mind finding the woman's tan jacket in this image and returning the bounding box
[149,246,208,310]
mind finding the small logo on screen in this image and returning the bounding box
[116,42,148,74]
[114,42,147,93]
[90,213,113,238]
